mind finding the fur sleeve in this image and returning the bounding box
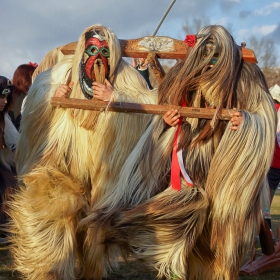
[15,56,74,175]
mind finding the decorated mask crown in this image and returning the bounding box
[0,76,13,96]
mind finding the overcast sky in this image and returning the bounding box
[1,0,280,79]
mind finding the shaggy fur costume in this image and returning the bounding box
[7,24,156,280]
[82,25,277,279]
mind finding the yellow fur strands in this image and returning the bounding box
[7,167,87,280]
[9,24,157,280]
[82,25,277,280]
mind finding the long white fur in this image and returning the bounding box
[8,24,157,280]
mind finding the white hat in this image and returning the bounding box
[269,84,280,103]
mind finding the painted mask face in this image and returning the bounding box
[203,35,219,66]
[79,31,110,99]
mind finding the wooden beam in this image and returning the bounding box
[50,97,232,120]
[60,36,257,63]
[61,36,188,60]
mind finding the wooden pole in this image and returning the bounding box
[50,97,232,120]
[152,0,177,36]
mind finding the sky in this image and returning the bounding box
[1,0,280,79]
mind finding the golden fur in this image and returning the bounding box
[8,24,157,280]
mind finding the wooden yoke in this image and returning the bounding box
[60,36,257,83]
[61,36,258,62]
[51,36,257,120]
[50,97,232,120]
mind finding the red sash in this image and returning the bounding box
[171,100,193,190]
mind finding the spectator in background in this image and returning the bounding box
[132,57,153,89]
[264,84,280,231]
[10,62,37,129]
[0,76,19,237]
[240,84,280,274]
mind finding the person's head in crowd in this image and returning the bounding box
[12,63,37,98]
[269,84,280,104]
[0,76,13,113]
[0,76,13,148]
[10,63,37,128]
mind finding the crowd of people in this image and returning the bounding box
[0,23,279,280]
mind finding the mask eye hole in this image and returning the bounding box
[211,57,219,65]
[86,45,99,56]
[100,47,110,58]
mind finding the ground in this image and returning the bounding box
[1,190,280,279]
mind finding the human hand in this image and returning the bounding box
[132,58,138,68]
[55,82,74,97]
[229,108,242,131]
[92,79,113,101]
[138,58,149,69]
[163,109,181,127]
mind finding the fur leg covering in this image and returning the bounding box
[205,107,275,279]
[7,166,87,280]
[83,225,123,280]
[102,185,209,280]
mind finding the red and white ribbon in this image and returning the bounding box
[171,117,193,190]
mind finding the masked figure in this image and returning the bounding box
[8,24,156,280]
[83,25,276,280]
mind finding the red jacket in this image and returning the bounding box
[271,103,280,168]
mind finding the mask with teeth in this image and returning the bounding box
[79,30,110,99]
